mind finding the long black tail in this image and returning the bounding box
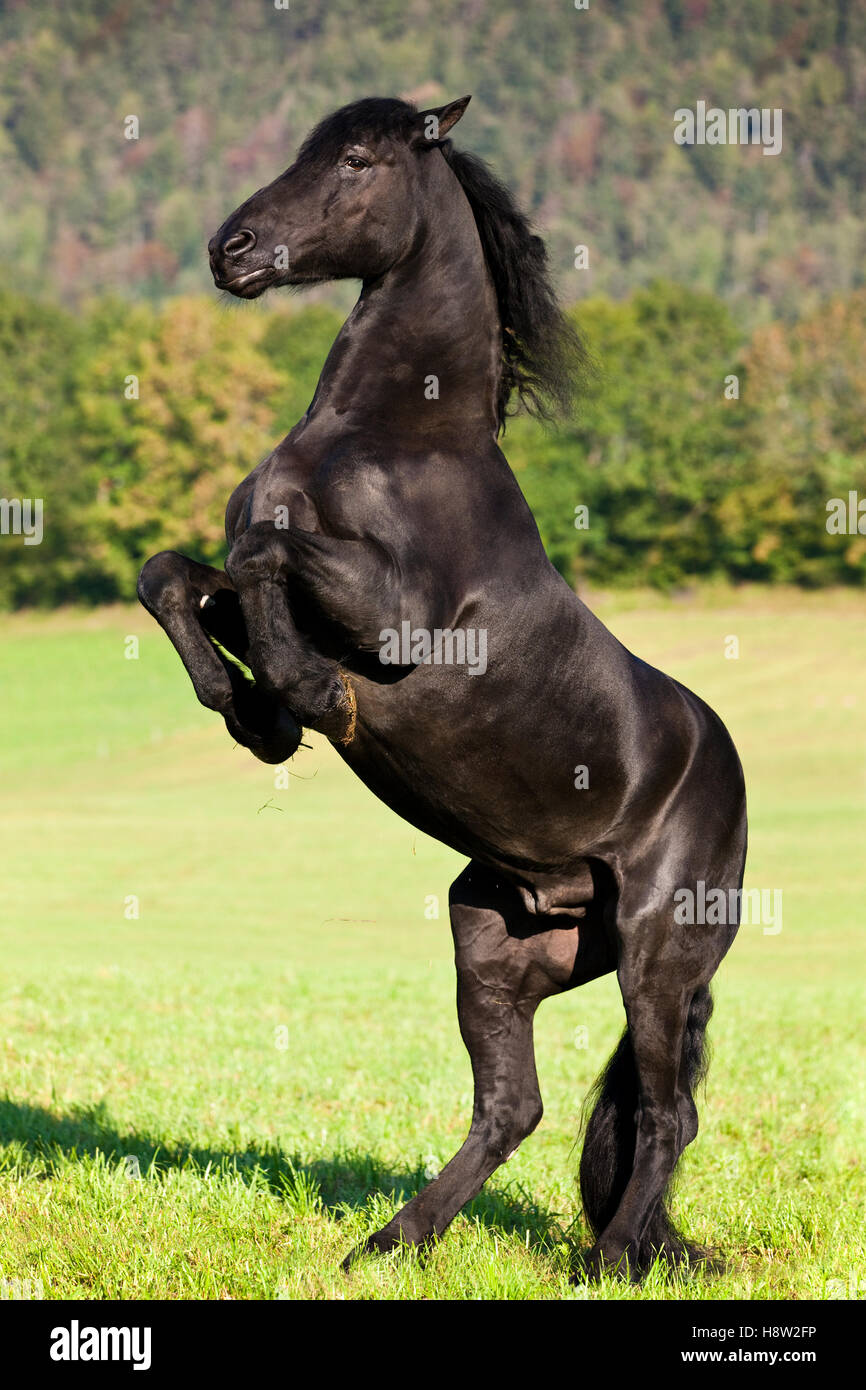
[579,985,714,1269]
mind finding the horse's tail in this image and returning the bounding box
[579,985,713,1267]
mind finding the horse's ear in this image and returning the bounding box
[412,95,471,146]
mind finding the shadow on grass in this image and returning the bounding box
[0,1096,579,1253]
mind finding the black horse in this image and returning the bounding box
[138,96,747,1279]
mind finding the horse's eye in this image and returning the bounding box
[344,156,368,171]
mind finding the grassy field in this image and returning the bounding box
[0,588,863,1301]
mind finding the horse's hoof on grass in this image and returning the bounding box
[680,1242,727,1276]
[575,1238,726,1285]
[645,1239,728,1278]
[341,1232,396,1271]
[576,1244,639,1284]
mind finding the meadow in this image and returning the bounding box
[0,588,863,1301]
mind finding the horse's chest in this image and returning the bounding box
[249,481,321,532]
[228,447,326,539]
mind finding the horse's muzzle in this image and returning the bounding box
[208,228,273,296]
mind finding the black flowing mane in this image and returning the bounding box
[437,139,588,430]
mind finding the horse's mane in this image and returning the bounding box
[436,140,588,432]
[298,97,587,431]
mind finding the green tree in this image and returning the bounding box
[0,287,89,607]
[75,296,285,598]
[511,281,748,587]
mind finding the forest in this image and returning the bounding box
[1,0,864,603]
[1,280,864,606]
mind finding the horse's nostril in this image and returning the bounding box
[223,229,257,259]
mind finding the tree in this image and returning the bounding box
[75,297,285,598]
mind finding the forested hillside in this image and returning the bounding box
[1,1,864,605]
[1,0,864,322]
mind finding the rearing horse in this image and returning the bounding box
[138,96,747,1278]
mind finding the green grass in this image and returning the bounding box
[0,589,863,1300]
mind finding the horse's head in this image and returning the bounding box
[208,95,470,297]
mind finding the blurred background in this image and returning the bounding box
[1,0,865,605]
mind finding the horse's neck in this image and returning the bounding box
[307,169,501,440]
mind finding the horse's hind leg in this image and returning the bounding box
[582,976,702,1280]
[580,846,744,1279]
[345,861,612,1264]
[137,550,301,763]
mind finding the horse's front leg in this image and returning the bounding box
[137,550,302,763]
[224,521,355,739]
[225,521,438,740]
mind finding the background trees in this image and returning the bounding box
[2,282,863,608]
[0,1,864,320]
[2,1,864,606]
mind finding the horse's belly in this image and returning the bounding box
[336,690,613,908]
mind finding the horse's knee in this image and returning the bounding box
[137,550,186,613]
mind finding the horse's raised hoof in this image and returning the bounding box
[248,704,304,764]
[225,689,303,764]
